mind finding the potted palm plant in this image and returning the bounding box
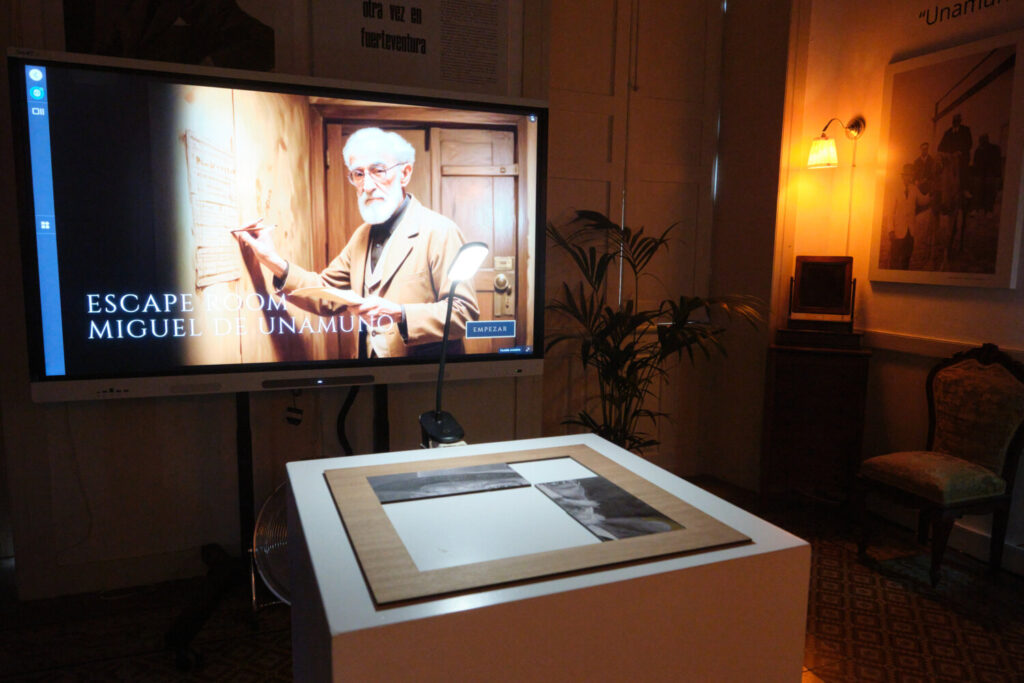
[546,210,762,452]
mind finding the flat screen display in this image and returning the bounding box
[8,50,546,401]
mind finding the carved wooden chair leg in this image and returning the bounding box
[852,482,869,559]
[916,508,930,545]
[990,504,1009,581]
[929,511,956,587]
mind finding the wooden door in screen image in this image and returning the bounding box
[324,125,526,356]
[432,127,524,355]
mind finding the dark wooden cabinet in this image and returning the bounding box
[761,332,871,503]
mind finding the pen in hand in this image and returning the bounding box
[231,218,266,234]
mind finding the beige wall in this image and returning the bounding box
[779,0,1024,341]
[777,0,1024,553]
[543,0,727,475]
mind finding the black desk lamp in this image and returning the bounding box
[419,241,489,447]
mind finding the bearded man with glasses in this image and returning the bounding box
[235,126,480,358]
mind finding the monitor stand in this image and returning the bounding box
[165,387,391,670]
[164,392,255,671]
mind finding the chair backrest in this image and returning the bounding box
[927,344,1024,482]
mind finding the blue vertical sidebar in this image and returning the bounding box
[24,64,66,376]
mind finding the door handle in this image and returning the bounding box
[494,273,511,292]
[493,272,514,316]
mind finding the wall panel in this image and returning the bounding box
[635,0,708,104]
[545,0,722,474]
[549,0,618,95]
[548,110,615,172]
[630,104,704,168]
[703,0,790,490]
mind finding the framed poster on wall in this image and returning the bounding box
[869,30,1024,288]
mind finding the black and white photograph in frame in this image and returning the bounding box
[536,477,684,541]
[368,463,530,503]
[869,30,1024,288]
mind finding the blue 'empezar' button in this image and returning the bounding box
[466,320,516,338]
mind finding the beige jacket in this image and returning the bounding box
[280,196,480,357]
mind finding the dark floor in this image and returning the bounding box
[0,558,291,681]
[1,492,1023,681]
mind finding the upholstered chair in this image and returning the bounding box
[854,344,1024,586]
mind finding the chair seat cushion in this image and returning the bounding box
[859,450,1006,504]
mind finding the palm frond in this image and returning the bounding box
[546,211,764,452]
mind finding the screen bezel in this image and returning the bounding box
[8,48,547,402]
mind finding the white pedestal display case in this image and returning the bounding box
[287,434,811,682]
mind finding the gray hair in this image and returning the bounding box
[343,127,415,168]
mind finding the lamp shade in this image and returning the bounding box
[807,136,838,169]
[447,241,489,282]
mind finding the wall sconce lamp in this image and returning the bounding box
[807,116,866,169]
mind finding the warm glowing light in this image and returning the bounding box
[807,135,838,169]
[447,242,489,282]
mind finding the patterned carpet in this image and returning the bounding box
[1,501,1022,681]
[774,502,1024,682]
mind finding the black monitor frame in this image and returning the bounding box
[8,48,547,402]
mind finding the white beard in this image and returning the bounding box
[358,190,402,225]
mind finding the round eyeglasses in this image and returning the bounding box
[347,162,405,186]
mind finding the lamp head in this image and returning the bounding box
[807,135,839,169]
[447,241,489,282]
[807,116,866,169]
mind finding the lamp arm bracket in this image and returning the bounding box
[820,117,846,135]
[820,115,866,140]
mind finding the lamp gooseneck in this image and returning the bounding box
[434,282,457,419]
[419,241,489,447]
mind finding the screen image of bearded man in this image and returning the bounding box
[235,127,481,358]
